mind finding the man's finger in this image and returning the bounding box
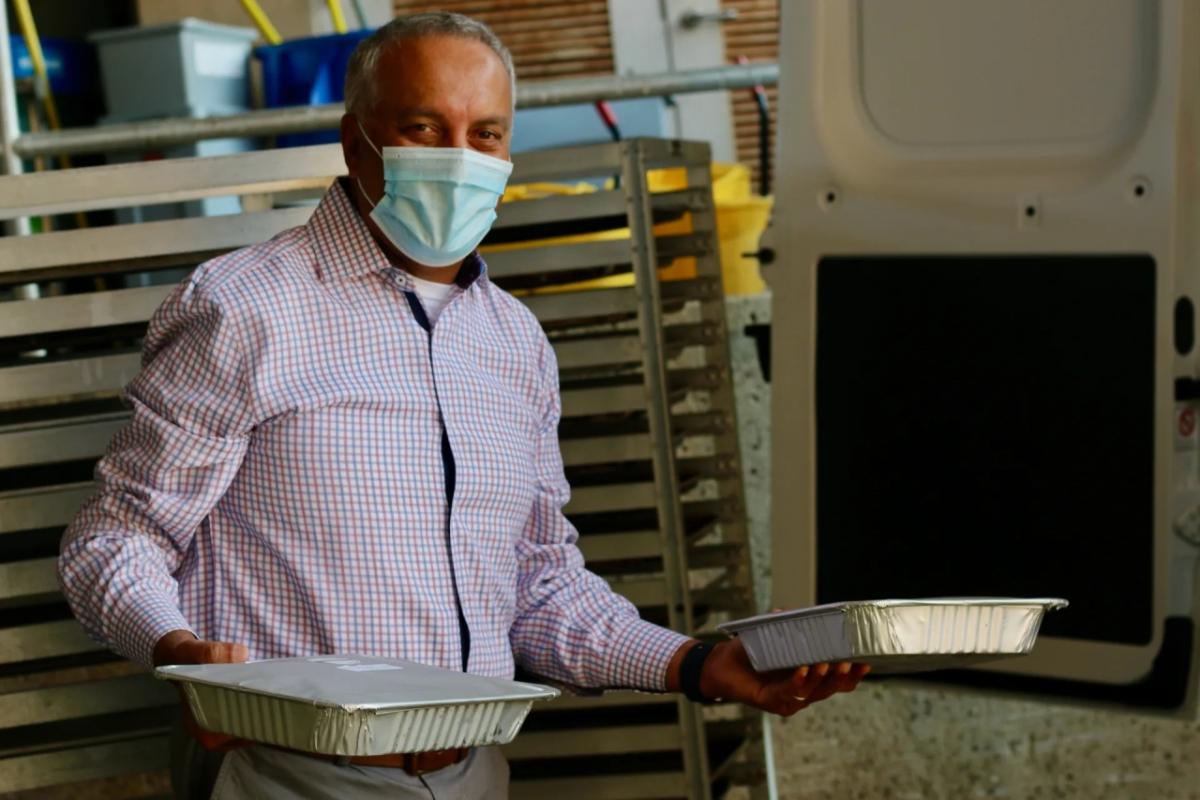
[179,640,249,664]
[803,679,841,705]
[215,642,249,663]
[756,660,872,716]
[770,689,810,717]
[835,663,871,693]
[792,662,829,696]
[799,663,854,704]
[771,664,809,685]
[799,662,865,702]
[763,663,826,709]
[832,661,857,693]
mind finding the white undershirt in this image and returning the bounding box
[408,274,458,326]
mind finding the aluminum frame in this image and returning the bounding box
[622,140,712,798]
[10,64,779,160]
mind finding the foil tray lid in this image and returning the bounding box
[157,655,559,712]
[718,597,1069,635]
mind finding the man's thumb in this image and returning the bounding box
[187,640,249,664]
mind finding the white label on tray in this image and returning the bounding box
[338,664,404,672]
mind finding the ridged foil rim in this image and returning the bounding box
[158,657,559,711]
[183,683,539,755]
[718,597,1068,635]
[720,598,1068,673]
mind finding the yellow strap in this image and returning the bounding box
[11,0,68,171]
[239,0,283,45]
[326,0,349,33]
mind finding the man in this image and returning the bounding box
[59,12,867,799]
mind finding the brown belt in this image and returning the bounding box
[271,744,471,776]
[183,700,469,776]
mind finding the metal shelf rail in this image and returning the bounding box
[0,138,763,799]
[5,64,781,161]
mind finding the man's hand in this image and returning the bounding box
[668,638,869,717]
[153,630,249,751]
[152,629,249,666]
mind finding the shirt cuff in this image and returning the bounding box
[108,589,195,670]
[605,617,693,692]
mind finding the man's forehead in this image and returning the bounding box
[372,36,511,108]
[377,35,508,79]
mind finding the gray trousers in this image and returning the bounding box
[171,712,509,799]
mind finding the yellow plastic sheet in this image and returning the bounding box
[486,163,772,296]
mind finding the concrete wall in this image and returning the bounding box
[726,293,1200,800]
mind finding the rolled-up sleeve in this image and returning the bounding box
[58,278,254,669]
[509,334,691,691]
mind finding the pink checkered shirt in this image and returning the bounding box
[59,179,689,688]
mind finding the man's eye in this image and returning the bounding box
[476,130,500,140]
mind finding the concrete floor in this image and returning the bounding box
[726,293,1200,800]
[769,682,1200,799]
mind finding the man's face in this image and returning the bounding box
[342,34,513,208]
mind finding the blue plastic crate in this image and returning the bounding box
[9,35,97,95]
[256,30,373,147]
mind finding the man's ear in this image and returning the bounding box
[340,113,361,179]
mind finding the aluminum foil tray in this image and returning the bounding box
[718,598,1068,674]
[157,655,559,756]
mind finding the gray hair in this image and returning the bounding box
[344,12,516,118]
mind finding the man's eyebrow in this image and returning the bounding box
[393,108,511,131]
[395,107,447,121]
[472,116,511,131]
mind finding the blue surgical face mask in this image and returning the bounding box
[356,121,512,268]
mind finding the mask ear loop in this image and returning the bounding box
[355,117,383,208]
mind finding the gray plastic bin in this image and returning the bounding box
[89,18,259,261]
[89,17,258,120]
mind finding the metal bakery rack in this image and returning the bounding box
[0,138,765,799]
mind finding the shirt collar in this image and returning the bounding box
[307,179,489,290]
